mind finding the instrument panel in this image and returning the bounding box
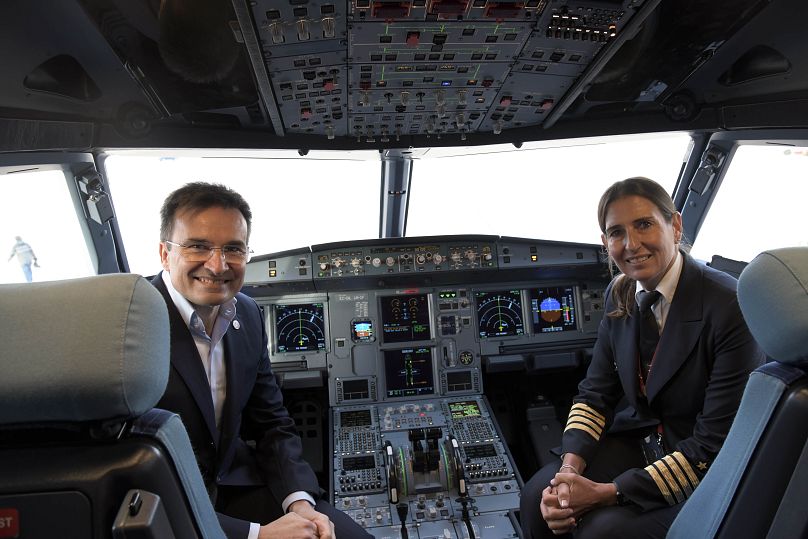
[332,396,522,538]
[247,236,607,403]
[248,0,644,140]
[245,236,609,538]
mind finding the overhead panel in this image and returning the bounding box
[248,0,639,141]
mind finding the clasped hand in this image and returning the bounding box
[540,472,608,535]
[258,500,336,539]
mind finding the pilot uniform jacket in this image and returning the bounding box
[561,253,765,511]
[152,273,321,537]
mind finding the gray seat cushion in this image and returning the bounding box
[738,247,808,365]
[0,274,169,425]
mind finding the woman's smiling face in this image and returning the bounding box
[601,195,682,290]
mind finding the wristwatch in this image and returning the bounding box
[613,482,630,506]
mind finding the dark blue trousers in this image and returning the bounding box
[519,435,682,539]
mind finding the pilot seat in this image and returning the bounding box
[0,274,224,538]
[668,246,808,538]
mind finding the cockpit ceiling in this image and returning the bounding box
[1,0,806,152]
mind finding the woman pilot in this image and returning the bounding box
[519,177,765,539]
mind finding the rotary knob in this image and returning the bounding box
[372,257,382,267]
[386,256,396,267]
[433,254,443,264]
[351,257,361,268]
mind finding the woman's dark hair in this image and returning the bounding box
[598,177,680,318]
[160,182,252,241]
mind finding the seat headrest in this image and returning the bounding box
[0,274,169,426]
[738,247,808,365]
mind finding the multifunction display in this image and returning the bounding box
[274,303,327,352]
[449,400,482,419]
[530,286,577,333]
[380,293,431,343]
[475,290,525,338]
[384,347,434,398]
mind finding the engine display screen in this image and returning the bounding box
[384,347,434,398]
[274,303,326,352]
[530,286,577,333]
[475,290,525,338]
[380,294,431,343]
[448,400,481,419]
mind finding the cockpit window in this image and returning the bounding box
[1,169,95,284]
[105,152,380,276]
[407,133,691,243]
[691,144,808,263]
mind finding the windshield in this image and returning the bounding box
[106,133,692,275]
[407,132,692,243]
[105,151,381,276]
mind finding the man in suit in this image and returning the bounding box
[153,182,371,539]
[519,178,765,538]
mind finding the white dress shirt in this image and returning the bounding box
[635,250,684,333]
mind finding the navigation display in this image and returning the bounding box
[384,347,434,398]
[448,400,481,419]
[530,286,577,333]
[380,293,431,343]
[274,303,327,352]
[475,290,525,338]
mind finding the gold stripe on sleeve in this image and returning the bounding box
[656,458,685,503]
[565,413,604,436]
[570,403,606,425]
[645,463,677,505]
[670,451,700,491]
[563,421,601,440]
[662,455,693,498]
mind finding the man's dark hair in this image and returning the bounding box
[160,182,252,241]
[158,0,241,84]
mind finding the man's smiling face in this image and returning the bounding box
[160,205,248,307]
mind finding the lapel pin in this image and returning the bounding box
[233,320,241,330]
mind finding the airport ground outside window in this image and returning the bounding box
[0,169,95,284]
[105,152,380,277]
[690,145,808,263]
[406,133,692,244]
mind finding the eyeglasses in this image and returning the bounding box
[164,240,253,264]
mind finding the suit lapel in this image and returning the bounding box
[153,274,219,443]
[645,255,705,402]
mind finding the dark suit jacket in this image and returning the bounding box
[562,253,765,511]
[152,273,320,537]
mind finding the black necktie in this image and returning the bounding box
[637,290,662,381]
